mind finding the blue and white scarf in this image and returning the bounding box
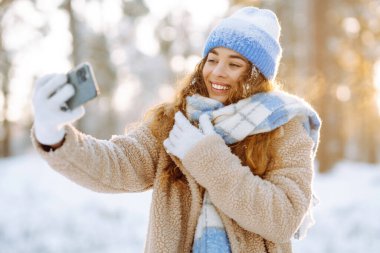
[188,91,321,252]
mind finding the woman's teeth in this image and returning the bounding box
[212,83,230,90]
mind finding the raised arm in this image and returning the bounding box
[31,122,162,193]
[31,73,164,193]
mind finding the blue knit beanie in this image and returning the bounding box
[203,7,282,81]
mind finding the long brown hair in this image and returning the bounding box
[146,55,281,182]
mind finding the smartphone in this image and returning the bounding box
[66,62,100,110]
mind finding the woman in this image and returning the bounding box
[31,7,321,253]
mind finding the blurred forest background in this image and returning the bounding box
[0,0,380,173]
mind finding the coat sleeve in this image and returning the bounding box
[31,123,163,193]
[182,119,315,243]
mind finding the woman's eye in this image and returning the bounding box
[230,63,241,68]
[207,59,216,63]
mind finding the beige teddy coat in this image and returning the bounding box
[31,112,315,253]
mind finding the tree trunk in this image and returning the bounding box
[0,2,13,157]
[310,0,343,172]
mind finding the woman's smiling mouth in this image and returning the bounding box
[211,82,231,91]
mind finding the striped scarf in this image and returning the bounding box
[188,91,321,252]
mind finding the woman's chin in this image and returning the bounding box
[209,94,228,104]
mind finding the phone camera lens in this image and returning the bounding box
[77,68,88,83]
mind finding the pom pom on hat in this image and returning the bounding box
[203,7,282,81]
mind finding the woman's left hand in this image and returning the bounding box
[163,111,215,160]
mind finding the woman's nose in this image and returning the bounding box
[212,63,227,77]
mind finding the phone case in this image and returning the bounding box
[66,63,100,110]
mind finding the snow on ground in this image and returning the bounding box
[293,161,380,253]
[0,152,379,253]
[0,153,151,253]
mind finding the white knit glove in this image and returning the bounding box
[32,74,85,145]
[163,111,215,160]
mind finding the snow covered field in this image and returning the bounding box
[0,152,379,253]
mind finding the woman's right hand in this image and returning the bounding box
[32,74,85,146]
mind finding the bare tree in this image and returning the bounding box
[0,0,14,157]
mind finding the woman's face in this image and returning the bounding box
[202,47,250,104]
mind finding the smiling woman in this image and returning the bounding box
[30,6,321,253]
